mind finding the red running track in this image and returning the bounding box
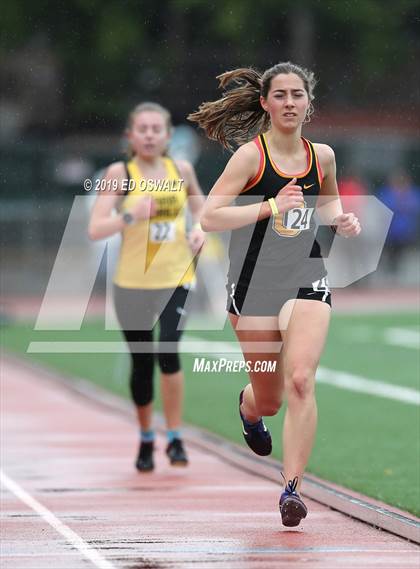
[1,356,419,569]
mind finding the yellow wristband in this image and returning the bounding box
[268,198,278,216]
[192,222,202,231]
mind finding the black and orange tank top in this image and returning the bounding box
[227,133,327,290]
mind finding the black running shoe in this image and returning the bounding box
[279,476,308,527]
[239,390,272,456]
[166,438,188,466]
[135,441,154,472]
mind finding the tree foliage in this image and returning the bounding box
[1,0,419,128]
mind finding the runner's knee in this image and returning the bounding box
[126,329,155,406]
[158,352,181,374]
[130,351,155,406]
[286,368,315,400]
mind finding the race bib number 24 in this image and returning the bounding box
[283,207,314,230]
[273,205,314,237]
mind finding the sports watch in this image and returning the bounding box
[122,212,135,225]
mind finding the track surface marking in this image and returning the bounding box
[1,356,419,568]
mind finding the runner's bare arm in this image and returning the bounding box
[315,144,343,224]
[200,143,274,232]
[176,159,206,223]
[316,144,361,236]
[201,142,305,232]
[88,162,157,240]
[88,162,127,240]
[177,159,206,253]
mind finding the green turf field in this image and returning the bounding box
[2,312,419,516]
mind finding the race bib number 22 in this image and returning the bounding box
[149,222,176,243]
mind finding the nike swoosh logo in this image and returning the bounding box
[303,183,315,190]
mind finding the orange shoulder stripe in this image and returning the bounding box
[241,136,266,193]
[315,150,324,185]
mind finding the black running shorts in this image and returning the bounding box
[226,277,331,317]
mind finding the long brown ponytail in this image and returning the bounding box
[188,62,316,151]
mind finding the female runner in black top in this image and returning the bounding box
[189,62,360,527]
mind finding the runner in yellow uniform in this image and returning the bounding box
[89,102,205,471]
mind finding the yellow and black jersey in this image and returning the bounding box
[114,157,195,289]
[228,134,327,290]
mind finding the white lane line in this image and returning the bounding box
[26,326,420,352]
[384,327,420,350]
[27,340,244,353]
[0,470,116,569]
[186,337,420,406]
[331,325,419,350]
[26,335,419,405]
[317,367,420,406]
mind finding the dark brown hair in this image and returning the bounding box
[188,62,316,150]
